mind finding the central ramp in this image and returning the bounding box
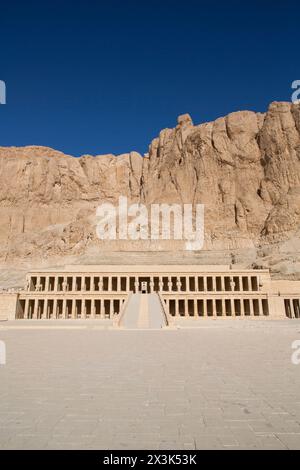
[120,293,167,329]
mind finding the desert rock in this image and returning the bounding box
[0,101,299,280]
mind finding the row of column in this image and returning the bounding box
[166,298,269,317]
[284,298,300,319]
[21,295,270,319]
[27,275,260,293]
[23,298,124,320]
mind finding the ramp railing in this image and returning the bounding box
[157,292,174,327]
[113,292,133,328]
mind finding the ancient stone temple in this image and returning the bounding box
[0,265,299,323]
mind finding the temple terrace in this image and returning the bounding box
[0,265,299,325]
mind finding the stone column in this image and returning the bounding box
[221,277,225,292]
[62,299,67,319]
[158,277,163,292]
[230,298,235,316]
[194,299,198,317]
[99,277,103,292]
[117,277,121,292]
[240,298,245,316]
[294,300,300,318]
[35,276,40,292]
[288,299,293,318]
[203,299,207,317]
[110,299,113,318]
[52,299,57,320]
[108,277,112,292]
[150,277,154,293]
[82,300,86,319]
[291,299,295,317]
[99,299,104,319]
[168,277,172,292]
[259,299,264,316]
[54,277,59,292]
[204,277,207,292]
[212,277,216,292]
[52,299,57,319]
[45,277,50,292]
[24,298,29,319]
[33,299,38,319]
[184,299,188,317]
[91,299,95,319]
[72,299,76,319]
[134,277,139,293]
[44,299,48,319]
[212,298,216,316]
[62,277,67,292]
[222,298,226,316]
[249,299,254,316]
[258,276,262,291]
[175,299,179,317]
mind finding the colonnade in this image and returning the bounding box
[19,294,271,319]
[17,269,275,320]
[21,297,126,320]
[26,274,261,294]
[284,298,300,319]
[165,297,270,317]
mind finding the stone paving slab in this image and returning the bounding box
[0,321,300,449]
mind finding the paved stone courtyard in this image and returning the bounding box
[1,320,300,449]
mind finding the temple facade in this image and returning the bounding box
[0,265,298,322]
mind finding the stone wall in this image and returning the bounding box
[0,293,18,321]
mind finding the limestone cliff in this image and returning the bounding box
[0,101,299,279]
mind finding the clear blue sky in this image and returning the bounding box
[0,0,299,156]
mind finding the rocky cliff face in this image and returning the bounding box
[0,101,299,279]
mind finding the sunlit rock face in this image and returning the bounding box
[0,101,299,279]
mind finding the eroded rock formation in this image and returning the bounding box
[0,101,299,279]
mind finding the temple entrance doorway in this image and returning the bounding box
[138,277,151,293]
